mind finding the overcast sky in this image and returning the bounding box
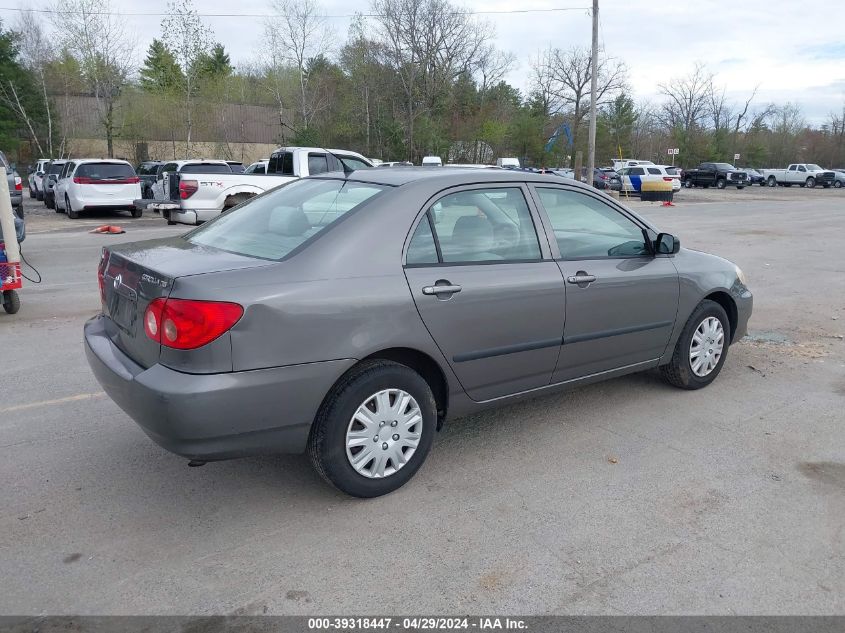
[4,0,844,124]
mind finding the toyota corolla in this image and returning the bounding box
[84,168,752,497]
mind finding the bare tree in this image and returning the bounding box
[658,63,713,134]
[532,46,626,164]
[265,0,332,132]
[161,0,212,156]
[13,10,54,155]
[51,0,133,157]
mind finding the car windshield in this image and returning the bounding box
[180,163,232,174]
[77,163,135,179]
[805,164,823,171]
[187,178,387,260]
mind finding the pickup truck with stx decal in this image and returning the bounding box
[137,147,373,226]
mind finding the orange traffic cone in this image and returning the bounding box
[90,225,125,234]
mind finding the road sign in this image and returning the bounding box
[673,148,680,155]
[734,153,740,160]
[667,148,673,155]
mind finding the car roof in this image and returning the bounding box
[313,166,595,190]
[71,158,132,164]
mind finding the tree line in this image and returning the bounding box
[2,0,845,169]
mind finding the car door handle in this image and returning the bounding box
[422,284,462,295]
[567,273,597,285]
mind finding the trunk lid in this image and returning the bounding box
[101,237,273,368]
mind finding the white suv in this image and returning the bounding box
[54,159,142,219]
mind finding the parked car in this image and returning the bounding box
[142,147,373,226]
[760,164,836,188]
[28,158,51,200]
[619,164,680,193]
[377,161,414,168]
[244,160,269,174]
[136,161,164,199]
[682,163,747,189]
[611,158,655,171]
[148,159,232,201]
[832,169,845,188]
[41,159,68,209]
[653,165,683,191]
[739,167,765,186]
[581,167,622,191]
[496,157,520,168]
[53,159,142,219]
[0,150,23,219]
[551,168,575,179]
[85,168,752,497]
[226,161,245,173]
[422,156,443,167]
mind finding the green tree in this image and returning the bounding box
[0,20,47,154]
[196,43,232,79]
[140,39,183,92]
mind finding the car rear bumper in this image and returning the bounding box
[84,315,356,460]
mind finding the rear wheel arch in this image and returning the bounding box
[703,290,738,342]
[358,348,449,427]
[222,191,257,210]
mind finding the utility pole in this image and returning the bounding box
[587,0,599,182]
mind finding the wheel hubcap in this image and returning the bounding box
[346,389,422,479]
[689,316,725,377]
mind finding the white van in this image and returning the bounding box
[422,156,443,167]
[496,157,520,169]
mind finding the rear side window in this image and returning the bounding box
[647,167,662,175]
[268,152,294,175]
[406,217,438,265]
[76,163,134,179]
[308,153,329,175]
[187,179,386,260]
[180,163,231,174]
[427,187,541,263]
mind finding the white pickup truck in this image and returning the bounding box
[759,164,836,188]
[138,147,373,225]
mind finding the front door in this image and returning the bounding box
[403,185,566,402]
[531,186,680,383]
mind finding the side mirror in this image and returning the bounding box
[48,174,58,182]
[655,233,680,255]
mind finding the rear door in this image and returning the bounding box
[403,184,566,402]
[530,185,679,382]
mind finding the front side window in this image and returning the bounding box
[268,152,294,175]
[428,187,541,263]
[537,188,649,259]
[187,179,386,260]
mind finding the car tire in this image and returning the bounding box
[131,207,142,218]
[36,189,43,201]
[835,181,842,188]
[308,359,437,498]
[806,177,815,188]
[2,289,20,315]
[684,177,693,188]
[28,185,35,198]
[767,176,776,187]
[45,195,54,209]
[661,300,730,390]
[14,205,23,220]
[736,186,744,190]
[716,178,726,189]
[66,196,79,219]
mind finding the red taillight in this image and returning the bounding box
[74,176,140,184]
[179,180,198,199]
[143,298,243,350]
[663,177,674,181]
[97,248,110,305]
[14,176,22,191]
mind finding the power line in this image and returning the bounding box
[0,5,591,19]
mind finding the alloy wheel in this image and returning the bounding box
[689,316,725,377]
[345,389,422,479]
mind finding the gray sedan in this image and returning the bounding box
[85,168,753,497]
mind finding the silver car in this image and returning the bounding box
[85,169,753,497]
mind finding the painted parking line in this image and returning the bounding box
[0,392,106,414]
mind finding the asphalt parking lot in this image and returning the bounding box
[2,187,843,615]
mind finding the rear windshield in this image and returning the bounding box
[187,179,387,260]
[77,163,135,179]
[180,163,232,174]
[663,167,681,175]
